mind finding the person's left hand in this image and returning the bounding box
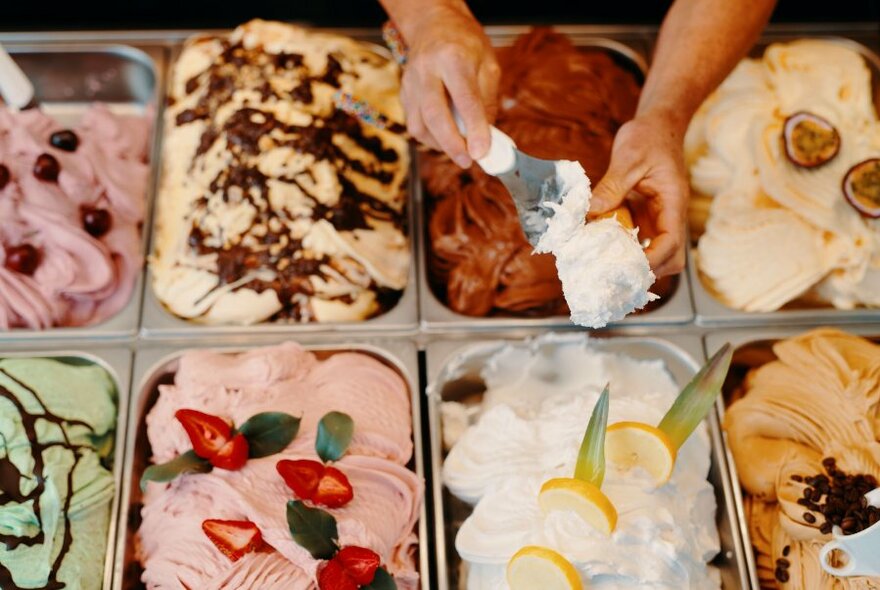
[589,112,690,278]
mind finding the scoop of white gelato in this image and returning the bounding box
[535,161,657,328]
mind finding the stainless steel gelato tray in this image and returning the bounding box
[115,340,428,590]
[139,30,420,338]
[688,28,880,328]
[706,325,880,590]
[425,333,749,590]
[0,43,165,341]
[417,34,696,332]
[0,345,132,590]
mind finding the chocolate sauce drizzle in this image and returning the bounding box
[0,368,95,590]
[175,39,407,321]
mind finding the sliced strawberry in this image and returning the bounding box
[277,459,324,499]
[175,409,231,459]
[201,519,262,562]
[211,434,249,470]
[313,466,354,508]
[318,558,358,590]
[336,546,381,585]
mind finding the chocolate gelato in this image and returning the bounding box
[422,28,642,317]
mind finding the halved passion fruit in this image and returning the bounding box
[842,158,880,218]
[783,112,841,169]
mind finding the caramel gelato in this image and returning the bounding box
[724,328,880,588]
[686,41,880,312]
[422,28,641,317]
[151,20,410,325]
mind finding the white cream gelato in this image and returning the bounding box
[534,161,657,328]
[440,336,721,589]
[151,20,411,325]
[686,40,880,312]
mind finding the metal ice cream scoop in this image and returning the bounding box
[819,487,880,577]
[459,119,569,247]
[0,43,37,110]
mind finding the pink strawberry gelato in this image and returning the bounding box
[138,342,423,589]
[0,104,150,330]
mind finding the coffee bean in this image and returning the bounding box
[803,512,817,524]
[49,129,79,151]
[782,545,790,557]
[33,153,60,181]
[791,475,804,483]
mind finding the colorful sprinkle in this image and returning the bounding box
[332,90,404,133]
[382,21,409,65]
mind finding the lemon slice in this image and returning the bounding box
[538,477,617,535]
[605,421,676,486]
[507,545,583,590]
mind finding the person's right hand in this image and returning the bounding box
[397,4,500,168]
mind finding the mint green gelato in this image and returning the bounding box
[0,358,117,590]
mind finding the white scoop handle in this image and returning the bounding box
[452,109,516,175]
[820,487,880,578]
[0,44,35,110]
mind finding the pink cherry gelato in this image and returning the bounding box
[0,104,151,330]
[138,342,423,589]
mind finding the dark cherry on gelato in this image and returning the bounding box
[50,129,80,152]
[0,164,9,190]
[843,158,880,218]
[422,29,642,317]
[4,244,40,275]
[81,206,113,238]
[33,153,60,182]
[782,111,841,169]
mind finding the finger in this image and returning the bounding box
[645,232,681,277]
[477,57,501,126]
[401,74,441,151]
[651,241,687,278]
[443,59,492,161]
[591,162,636,215]
[420,76,472,168]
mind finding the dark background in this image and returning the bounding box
[2,0,879,30]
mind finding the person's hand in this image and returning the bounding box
[398,4,500,168]
[590,112,690,278]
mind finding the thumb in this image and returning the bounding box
[590,166,631,215]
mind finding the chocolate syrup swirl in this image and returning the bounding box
[0,368,96,590]
[173,37,408,321]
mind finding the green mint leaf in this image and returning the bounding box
[364,567,397,590]
[658,343,732,451]
[238,412,301,458]
[574,384,610,487]
[140,450,212,492]
[286,500,338,559]
[316,411,354,463]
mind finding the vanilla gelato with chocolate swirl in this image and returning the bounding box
[151,20,410,324]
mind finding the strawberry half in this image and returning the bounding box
[336,546,381,585]
[277,459,324,499]
[211,434,249,470]
[318,558,358,590]
[175,409,232,459]
[201,519,262,562]
[313,466,354,508]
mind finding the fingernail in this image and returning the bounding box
[454,155,473,168]
[469,138,489,160]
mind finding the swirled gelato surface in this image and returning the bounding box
[137,342,423,589]
[0,105,150,329]
[686,41,880,312]
[0,358,118,590]
[151,20,411,325]
[724,328,880,589]
[423,28,643,318]
[440,336,720,589]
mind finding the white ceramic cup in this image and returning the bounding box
[820,488,880,577]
